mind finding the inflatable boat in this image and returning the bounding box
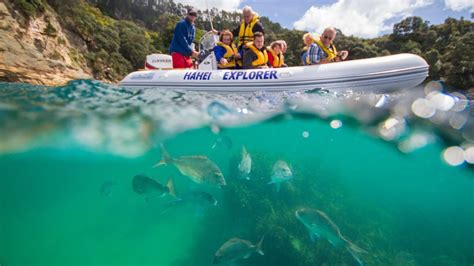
[120,33,429,93]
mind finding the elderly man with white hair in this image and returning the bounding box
[312,27,349,64]
[229,6,265,51]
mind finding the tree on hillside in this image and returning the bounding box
[441,32,474,89]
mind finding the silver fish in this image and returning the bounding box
[267,160,293,191]
[295,208,368,266]
[213,237,264,264]
[238,146,252,179]
[132,174,176,199]
[155,144,226,186]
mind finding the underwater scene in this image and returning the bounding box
[0,80,473,266]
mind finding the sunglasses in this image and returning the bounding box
[323,35,333,40]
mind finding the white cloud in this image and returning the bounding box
[293,0,433,38]
[444,0,474,11]
[173,0,242,11]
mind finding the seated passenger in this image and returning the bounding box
[213,30,241,69]
[242,32,268,69]
[301,33,319,65]
[277,40,288,67]
[267,41,283,68]
[312,27,349,64]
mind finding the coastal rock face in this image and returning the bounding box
[0,1,92,86]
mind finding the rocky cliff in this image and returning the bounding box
[0,1,92,86]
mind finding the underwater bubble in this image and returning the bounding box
[411,98,436,118]
[302,131,309,138]
[398,132,434,153]
[442,146,465,166]
[430,110,450,124]
[378,117,406,141]
[450,92,469,112]
[464,146,474,164]
[330,120,342,129]
[241,108,249,114]
[427,92,455,111]
[424,80,443,95]
[449,113,467,130]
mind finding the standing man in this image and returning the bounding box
[169,8,199,69]
[231,6,264,52]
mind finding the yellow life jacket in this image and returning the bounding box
[246,42,268,67]
[266,46,283,68]
[216,42,239,68]
[312,36,337,62]
[238,15,260,47]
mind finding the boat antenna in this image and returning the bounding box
[206,0,215,31]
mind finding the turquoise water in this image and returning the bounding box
[0,80,473,265]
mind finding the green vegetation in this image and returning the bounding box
[42,20,57,37]
[12,0,46,18]
[9,0,474,89]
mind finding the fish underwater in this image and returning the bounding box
[238,146,252,179]
[213,237,264,264]
[295,208,368,266]
[177,191,218,206]
[132,174,176,199]
[268,160,293,191]
[154,144,226,186]
[162,191,218,216]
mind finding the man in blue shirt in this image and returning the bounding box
[169,8,199,68]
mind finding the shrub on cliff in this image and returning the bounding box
[13,0,46,18]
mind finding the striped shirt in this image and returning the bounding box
[303,43,321,65]
[302,43,335,65]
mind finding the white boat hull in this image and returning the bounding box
[120,54,429,93]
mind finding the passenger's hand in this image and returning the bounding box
[338,50,349,60]
[260,65,269,69]
[211,29,218,35]
[220,58,228,65]
[192,50,199,57]
[234,54,242,60]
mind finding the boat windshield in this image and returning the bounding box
[199,31,219,52]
